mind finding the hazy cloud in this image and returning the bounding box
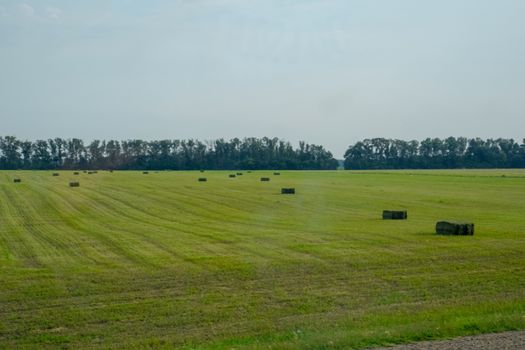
[45,7,62,19]
[16,3,34,17]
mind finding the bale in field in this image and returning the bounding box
[247,171,252,173]
[198,178,207,182]
[52,173,60,176]
[13,178,21,183]
[260,177,270,182]
[236,172,243,176]
[200,170,205,173]
[229,174,236,178]
[87,172,94,174]
[274,172,281,175]
[73,172,80,175]
[143,171,149,174]
[110,170,114,173]
[382,210,408,220]
[281,188,295,194]
[436,221,474,235]
[69,181,80,187]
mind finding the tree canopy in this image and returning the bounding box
[344,137,525,169]
[0,136,338,170]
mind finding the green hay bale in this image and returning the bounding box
[273,172,281,175]
[260,177,270,182]
[247,171,252,173]
[281,188,295,194]
[382,210,408,220]
[87,172,94,174]
[13,178,21,183]
[198,178,207,182]
[143,171,149,174]
[436,221,474,235]
[229,174,236,178]
[236,172,243,176]
[69,181,80,187]
[73,172,80,175]
[52,173,60,177]
[200,170,205,173]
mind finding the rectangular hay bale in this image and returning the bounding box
[198,178,207,182]
[281,188,295,194]
[273,172,281,175]
[69,181,80,187]
[13,178,21,183]
[382,210,408,220]
[229,174,236,178]
[436,221,474,235]
[52,173,60,176]
[260,177,270,182]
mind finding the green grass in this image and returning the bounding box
[0,169,524,349]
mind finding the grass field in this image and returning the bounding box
[0,170,524,349]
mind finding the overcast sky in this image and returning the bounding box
[1,0,524,157]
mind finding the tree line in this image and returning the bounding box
[344,137,525,169]
[0,136,338,170]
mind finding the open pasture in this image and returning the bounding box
[0,170,524,349]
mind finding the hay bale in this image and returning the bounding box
[13,178,21,183]
[260,177,270,182]
[200,170,205,173]
[198,178,207,182]
[236,172,243,176]
[229,174,236,178]
[382,210,408,220]
[436,221,474,235]
[110,170,114,173]
[143,171,149,174]
[52,173,60,177]
[87,171,94,174]
[247,171,252,173]
[69,181,80,187]
[73,172,80,175]
[273,172,281,175]
[281,188,295,194]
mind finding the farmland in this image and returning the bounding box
[0,170,524,349]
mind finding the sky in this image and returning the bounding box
[0,0,524,157]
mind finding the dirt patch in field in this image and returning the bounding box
[369,331,525,350]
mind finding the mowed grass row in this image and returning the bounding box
[0,170,524,349]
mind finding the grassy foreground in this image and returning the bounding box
[0,170,524,349]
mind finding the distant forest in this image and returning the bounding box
[1,136,524,171]
[344,137,525,169]
[0,136,338,170]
